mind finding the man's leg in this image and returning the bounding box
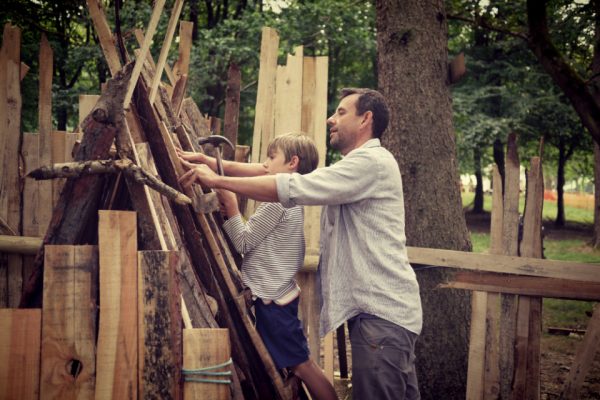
[349,315,419,400]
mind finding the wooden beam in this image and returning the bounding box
[123,0,166,108]
[138,251,181,400]
[40,245,98,398]
[441,271,600,301]
[37,33,53,234]
[223,63,241,161]
[95,211,138,400]
[466,291,487,400]
[173,21,193,79]
[560,305,600,399]
[149,0,184,104]
[0,309,41,399]
[0,235,42,255]
[183,328,231,400]
[274,46,303,138]
[86,0,121,76]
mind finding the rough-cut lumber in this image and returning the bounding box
[40,245,98,399]
[134,29,176,87]
[183,329,231,400]
[86,0,121,75]
[171,74,188,117]
[20,62,29,81]
[149,0,184,104]
[138,251,181,400]
[37,32,53,235]
[0,23,23,308]
[123,0,166,108]
[20,63,133,308]
[441,271,600,301]
[274,46,303,138]
[0,308,41,400]
[466,291,487,400]
[223,63,241,161]
[0,235,42,255]
[173,21,193,79]
[560,305,600,399]
[79,95,100,130]
[95,211,138,400]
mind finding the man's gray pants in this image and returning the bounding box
[348,314,420,400]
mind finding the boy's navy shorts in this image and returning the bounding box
[254,297,310,369]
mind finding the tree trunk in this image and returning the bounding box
[473,147,484,213]
[493,137,505,193]
[555,137,566,227]
[376,1,472,398]
[593,141,600,247]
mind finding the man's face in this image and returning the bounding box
[327,94,362,156]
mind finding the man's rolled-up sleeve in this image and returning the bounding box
[275,150,377,207]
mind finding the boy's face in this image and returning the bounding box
[263,147,297,175]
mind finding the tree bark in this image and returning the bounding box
[593,141,600,248]
[376,1,472,398]
[555,137,566,227]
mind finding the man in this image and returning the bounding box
[179,88,423,400]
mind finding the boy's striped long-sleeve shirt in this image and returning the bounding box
[222,202,305,301]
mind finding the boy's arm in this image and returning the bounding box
[222,202,285,255]
[176,148,266,177]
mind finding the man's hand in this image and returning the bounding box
[178,159,219,189]
[216,189,240,218]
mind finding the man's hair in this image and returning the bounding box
[340,88,390,138]
[267,132,319,175]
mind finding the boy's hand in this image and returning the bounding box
[178,161,219,189]
[175,147,206,164]
[216,189,240,218]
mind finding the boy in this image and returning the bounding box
[177,133,338,400]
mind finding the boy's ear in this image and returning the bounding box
[288,155,300,171]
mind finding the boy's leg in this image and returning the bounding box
[292,359,338,400]
[348,315,420,400]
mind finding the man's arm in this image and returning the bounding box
[176,148,267,177]
[178,162,279,202]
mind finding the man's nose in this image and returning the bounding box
[326,116,335,126]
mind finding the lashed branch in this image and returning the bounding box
[27,159,191,205]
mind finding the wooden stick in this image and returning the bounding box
[149,0,184,104]
[27,159,191,205]
[0,235,42,255]
[173,21,193,79]
[134,28,176,86]
[86,0,122,75]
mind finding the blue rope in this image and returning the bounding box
[183,358,232,385]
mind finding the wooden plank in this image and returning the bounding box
[138,251,181,400]
[442,271,600,301]
[223,63,241,161]
[149,0,184,103]
[1,24,23,308]
[173,20,193,79]
[40,245,97,399]
[95,211,138,400]
[251,27,279,166]
[21,133,40,290]
[51,131,67,206]
[183,328,231,400]
[79,95,100,130]
[297,269,320,365]
[86,0,121,75]
[0,309,41,400]
[499,133,520,400]
[323,331,334,384]
[133,28,176,87]
[123,0,166,107]
[0,26,7,307]
[38,33,54,235]
[20,62,29,81]
[466,291,487,400]
[560,305,600,399]
[171,74,188,117]
[406,247,600,283]
[274,46,303,137]
[519,156,544,400]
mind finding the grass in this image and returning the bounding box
[462,192,600,330]
[461,192,594,224]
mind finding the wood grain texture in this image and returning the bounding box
[95,211,138,400]
[40,245,97,399]
[0,308,41,400]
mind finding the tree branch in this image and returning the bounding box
[27,158,192,205]
[447,13,528,40]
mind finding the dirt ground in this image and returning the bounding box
[325,212,600,399]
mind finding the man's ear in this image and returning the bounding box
[361,110,373,126]
[288,155,300,171]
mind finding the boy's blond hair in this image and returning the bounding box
[267,132,319,175]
